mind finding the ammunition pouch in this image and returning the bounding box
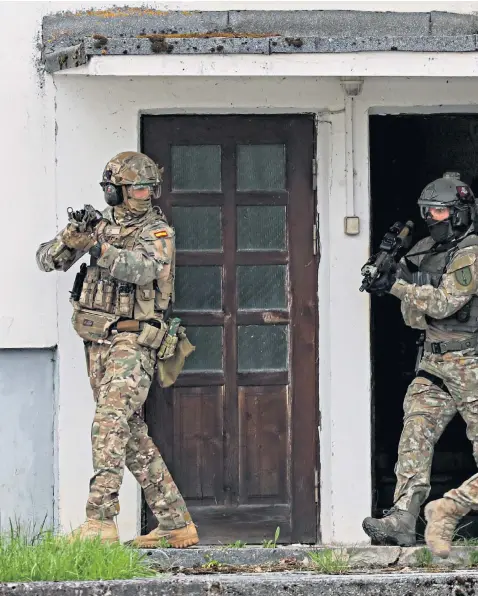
[156,327,195,388]
[157,332,178,361]
[71,306,119,342]
[116,283,135,318]
[79,266,99,309]
[137,321,168,350]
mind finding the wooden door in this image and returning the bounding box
[142,115,318,544]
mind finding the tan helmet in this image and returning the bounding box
[101,151,163,186]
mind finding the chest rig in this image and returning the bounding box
[76,210,174,323]
[406,234,478,333]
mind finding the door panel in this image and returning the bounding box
[142,115,318,543]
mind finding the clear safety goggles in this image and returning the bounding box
[418,202,453,221]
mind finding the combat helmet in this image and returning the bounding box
[100,151,163,206]
[418,171,476,243]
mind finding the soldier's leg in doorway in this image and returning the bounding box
[363,377,456,546]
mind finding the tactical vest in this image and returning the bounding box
[76,209,174,323]
[406,234,478,333]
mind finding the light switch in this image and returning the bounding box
[344,216,360,235]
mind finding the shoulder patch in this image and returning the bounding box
[448,252,476,273]
[455,266,473,287]
[153,230,169,239]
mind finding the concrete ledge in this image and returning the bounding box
[41,8,478,72]
[2,572,478,596]
[43,44,86,73]
[140,545,478,571]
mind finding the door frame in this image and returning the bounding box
[139,111,321,543]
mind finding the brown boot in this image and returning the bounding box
[66,519,119,543]
[425,498,470,558]
[131,523,199,548]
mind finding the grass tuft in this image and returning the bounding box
[0,525,156,582]
[262,526,281,548]
[414,546,434,568]
[228,540,247,548]
[308,548,349,574]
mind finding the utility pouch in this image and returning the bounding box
[157,317,181,360]
[71,307,119,342]
[115,283,135,318]
[93,270,116,313]
[137,321,168,350]
[79,266,100,309]
[156,327,195,388]
[103,276,117,314]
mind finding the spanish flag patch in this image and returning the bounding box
[153,230,169,239]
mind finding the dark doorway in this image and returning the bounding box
[370,113,478,540]
[142,115,318,544]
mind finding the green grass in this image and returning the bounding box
[228,540,247,548]
[262,527,281,548]
[156,537,172,549]
[308,549,350,574]
[414,547,434,568]
[0,527,156,582]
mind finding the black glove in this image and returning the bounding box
[367,271,396,295]
[395,260,414,284]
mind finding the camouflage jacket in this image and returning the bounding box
[36,206,175,314]
[391,234,478,341]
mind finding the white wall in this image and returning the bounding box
[6,0,478,544]
[0,2,56,349]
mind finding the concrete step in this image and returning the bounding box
[140,544,478,572]
[2,571,478,595]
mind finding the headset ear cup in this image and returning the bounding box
[103,183,124,206]
[152,184,161,200]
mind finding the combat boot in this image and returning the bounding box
[66,519,119,543]
[131,523,199,548]
[362,508,417,546]
[425,498,470,558]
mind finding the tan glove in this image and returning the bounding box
[61,224,96,251]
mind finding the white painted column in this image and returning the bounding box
[318,101,372,545]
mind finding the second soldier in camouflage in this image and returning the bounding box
[362,172,478,547]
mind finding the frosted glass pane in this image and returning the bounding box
[238,325,288,372]
[183,327,223,372]
[172,145,221,191]
[237,266,286,310]
[237,144,286,191]
[237,206,286,251]
[173,206,222,251]
[175,267,222,311]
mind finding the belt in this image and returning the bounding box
[424,336,478,355]
[416,369,451,395]
[113,319,163,333]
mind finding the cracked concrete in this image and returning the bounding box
[140,544,478,571]
[2,572,478,596]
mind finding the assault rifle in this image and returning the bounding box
[359,220,414,293]
[67,204,103,233]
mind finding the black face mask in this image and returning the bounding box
[426,218,454,244]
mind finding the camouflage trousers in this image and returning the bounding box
[85,332,192,530]
[394,349,478,512]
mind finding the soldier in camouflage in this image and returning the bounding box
[362,172,478,547]
[36,151,198,548]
